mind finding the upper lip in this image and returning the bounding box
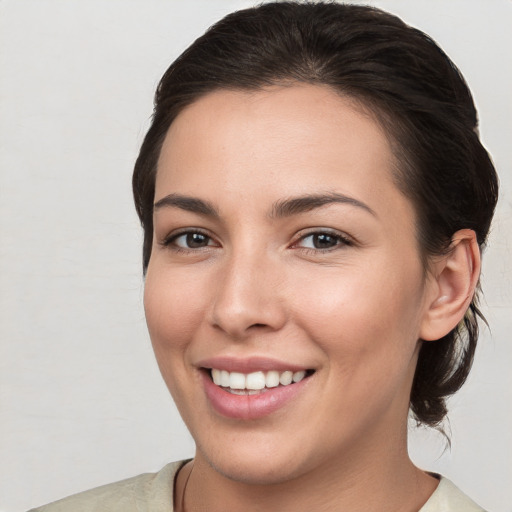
[196,356,311,373]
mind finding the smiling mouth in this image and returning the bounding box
[206,368,315,395]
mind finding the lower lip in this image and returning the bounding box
[201,371,311,420]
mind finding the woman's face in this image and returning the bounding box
[144,84,436,484]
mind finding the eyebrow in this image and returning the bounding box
[153,192,376,219]
[153,193,219,218]
[270,192,376,218]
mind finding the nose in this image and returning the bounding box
[209,251,287,340]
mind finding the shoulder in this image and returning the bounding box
[420,476,486,512]
[27,460,187,512]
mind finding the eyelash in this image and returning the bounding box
[160,229,354,254]
[293,230,353,253]
[160,229,217,253]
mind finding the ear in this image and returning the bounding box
[420,229,481,341]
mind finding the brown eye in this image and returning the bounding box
[170,231,214,249]
[311,233,338,249]
[296,231,351,250]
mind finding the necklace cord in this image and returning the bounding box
[179,461,193,512]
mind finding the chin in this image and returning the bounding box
[192,433,300,484]
[205,452,305,486]
[194,427,332,487]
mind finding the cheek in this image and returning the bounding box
[291,262,425,370]
[143,264,210,413]
[291,266,424,431]
[143,264,207,354]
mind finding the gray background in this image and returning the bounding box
[1,1,510,511]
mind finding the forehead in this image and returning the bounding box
[155,84,409,222]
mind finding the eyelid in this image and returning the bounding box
[291,228,355,250]
[158,227,354,252]
[160,228,220,250]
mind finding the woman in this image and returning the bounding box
[30,2,498,511]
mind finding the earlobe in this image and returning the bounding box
[420,229,481,341]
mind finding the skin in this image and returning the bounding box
[144,84,479,511]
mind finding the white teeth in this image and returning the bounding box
[229,372,246,389]
[292,370,306,383]
[246,371,266,390]
[265,371,280,388]
[229,388,261,395]
[212,368,222,385]
[210,368,311,390]
[220,370,230,387]
[279,370,293,386]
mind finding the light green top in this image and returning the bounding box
[28,461,485,512]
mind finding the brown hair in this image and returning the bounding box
[132,1,498,427]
